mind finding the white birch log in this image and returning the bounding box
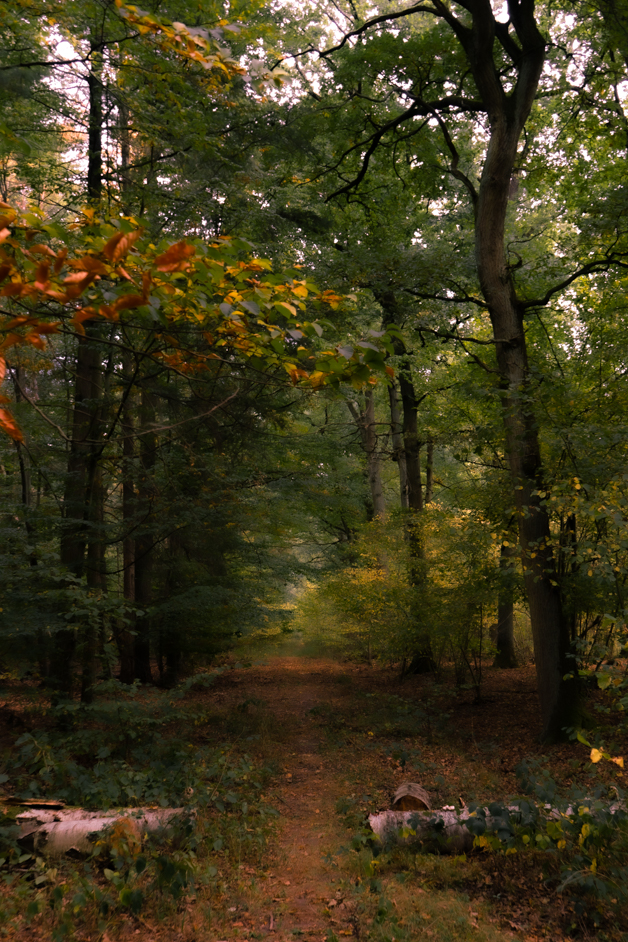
[16,807,192,857]
[369,800,626,855]
[369,808,479,853]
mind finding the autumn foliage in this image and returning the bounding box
[0,202,394,442]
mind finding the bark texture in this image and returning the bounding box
[17,808,190,857]
[388,382,409,509]
[347,391,386,520]
[133,382,156,683]
[459,1,579,739]
[493,543,518,669]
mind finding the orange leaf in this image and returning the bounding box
[286,366,308,385]
[29,243,57,258]
[1,316,30,330]
[31,322,60,335]
[64,271,94,284]
[0,408,23,442]
[69,308,96,334]
[67,255,107,274]
[0,356,5,384]
[25,333,46,349]
[102,228,143,263]
[385,365,395,378]
[113,293,147,312]
[63,273,97,296]
[115,266,136,282]
[34,260,50,288]
[0,332,23,352]
[53,248,68,274]
[43,288,70,302]
[0,263,13,284]
[0,228,11,242]
[1,282,27,298]
[155,240,196,272]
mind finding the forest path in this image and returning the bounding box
[190,644,585,942]
[195,647,552,942]
[213,652,362,940]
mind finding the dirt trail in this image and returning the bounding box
[224,655,358,939]
[204,647,583,942]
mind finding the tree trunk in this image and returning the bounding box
[160,535,182,687]
[133,383,156,683]
[364,390,386,520]
[425,441,434,505]
[80,333,112,703]
[493,543,518,669]
[117,96,131,211]
[398,368,422,513]
[10,367,46,676]
[468,8,579,739]
[50,29,104,699]
[80,461,104,704]
[87,39,103,202]
[389,382,409,509]
[51,328,101,698]
[118,353,137,684]
[347,391,386,520]
[376,295,423,512]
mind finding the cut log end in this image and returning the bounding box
[392,782,431,811]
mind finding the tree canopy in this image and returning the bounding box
[1,0,628,746]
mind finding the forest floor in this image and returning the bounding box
[2,641,624,941]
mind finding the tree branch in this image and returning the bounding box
[520,258,628,310]
[320,2,439,57]
[326,104,422,199]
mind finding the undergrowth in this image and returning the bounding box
[0,670,280,938]
[333,752,628,940]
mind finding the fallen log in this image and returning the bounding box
[369,800,626,855]
[370,807,482,853]
[16,807,192,857]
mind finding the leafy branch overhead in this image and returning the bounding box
[0,202,396,440]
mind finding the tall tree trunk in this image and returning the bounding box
[493,543,518,669]
[133,383,156,683]
[87,39,103,202]
[376,293,424,513]
[117,97,131,211]
[10,367,46,676]
[51,328,101,698]
[389,381,409,509]
[50,29,104,699]
[81,459,105,704]
[467,7,579,739]
[425,441,434,505]
[376,296,434,673]
[398,367,423,514]
[80,339,111,703]
[160,535,182,687]
[347,391,386,520]
[117,352,137,683]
